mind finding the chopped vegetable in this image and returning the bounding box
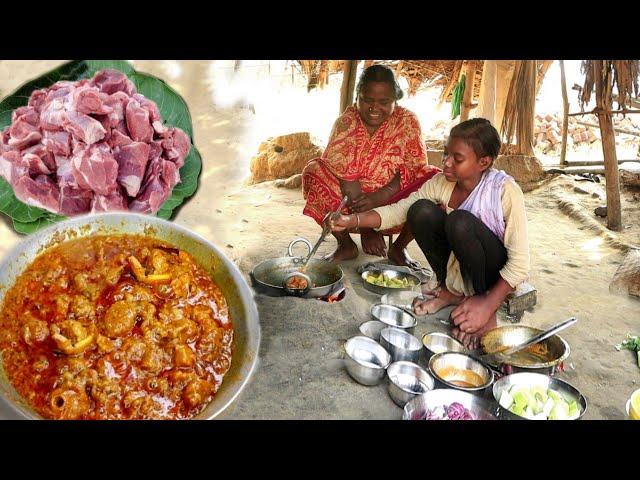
[421,402,476,420]
[365,272,418,289]
[498,385,581,420]
[615,334,640,368]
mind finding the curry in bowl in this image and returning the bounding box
[0,234,233,420]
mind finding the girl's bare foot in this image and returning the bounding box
[387,243,410,267]
[451,313,498,350]
[412,286,464,315]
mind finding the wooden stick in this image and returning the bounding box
[576,120,640,137]
[594,60,622,231]
[440,60,463,104]
[568,109,640,116]
[560,60,569,166]
[340,60,359,114]
[460,61,476,121]
[536,60,553,94]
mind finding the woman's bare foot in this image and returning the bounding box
[361,228,387,257]
[412,286,463,315]
[451,313,498,350]
[324,234,359,262]
[387,242,411,267]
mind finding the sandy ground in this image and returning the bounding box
[1,61,639,419]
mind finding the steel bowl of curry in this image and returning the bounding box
[428,352,494,392]
[0,213,260,420]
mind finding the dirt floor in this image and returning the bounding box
[1,61,639,419]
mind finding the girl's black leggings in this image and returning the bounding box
[406,199,507,294]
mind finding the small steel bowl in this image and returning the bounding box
[492,372,587,420]
[370,303,417,334]
[361,268,421,296]
[386,361,434,408]
[381,290,422,309]
[343,336,392,386]
[428,352,494,392]
[358,320,387,341]
[422,332,467,361]
[379,327,422,363]
[403,389,504,420]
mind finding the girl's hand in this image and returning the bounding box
[450,295,494,335]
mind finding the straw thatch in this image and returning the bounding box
[296,61,345,91]
[297,60,474,97]
[580,60,640,112]
[501,60,537,156]
[295,60,554,105]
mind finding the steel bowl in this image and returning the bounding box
[480,325,570,374]
[428,352,494,392]
[344,336,392,386]
[386,361,434,408]
[370,303,417,334]
[422,332,467,361]
[379,327,422,363]
[403,389,506,420]
[492,372,587,420]
[381,290,422,310]
[359,320,387,341]
[0,212,260,420]
[361,268,421,296]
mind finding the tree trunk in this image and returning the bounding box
[598,112,623,230]
[340,60,359,114]
[560,60,569,166]
[460,61,476,121]
[593,60,623,231]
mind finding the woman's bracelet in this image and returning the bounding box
[354,213,360,230]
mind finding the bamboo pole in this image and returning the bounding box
[460,61,476,121]
[593,60,622,231]
[560,60,569,166]
[340,60,359,114]
[536,60,553,93]
[440,60,464,104]
[576,120,640,137]
[569,109,640,116]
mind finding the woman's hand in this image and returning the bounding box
[329,214,354,232]
[449,294,494,335]
[351,192,379,213]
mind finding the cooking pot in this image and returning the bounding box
[250,238,344,299]
[0,212,260,419]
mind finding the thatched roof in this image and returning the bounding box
[579,60,640,112]
[296,60,553,101]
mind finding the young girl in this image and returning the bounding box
[330,118,530,348]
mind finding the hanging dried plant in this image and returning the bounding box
[501,60,536,155]
[580,60,639,112]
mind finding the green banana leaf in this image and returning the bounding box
[0,60,202,234]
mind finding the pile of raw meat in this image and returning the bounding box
[0,69,191,215]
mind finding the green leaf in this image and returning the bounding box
[0,177,48,223]
[129,72,193,138]
[0,60,201,234]
[84,60,135,77]
[13,212,66,235]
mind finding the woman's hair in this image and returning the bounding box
[449,118,501,163]
[356,64,404,100]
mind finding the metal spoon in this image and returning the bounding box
[301,195,349,267]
